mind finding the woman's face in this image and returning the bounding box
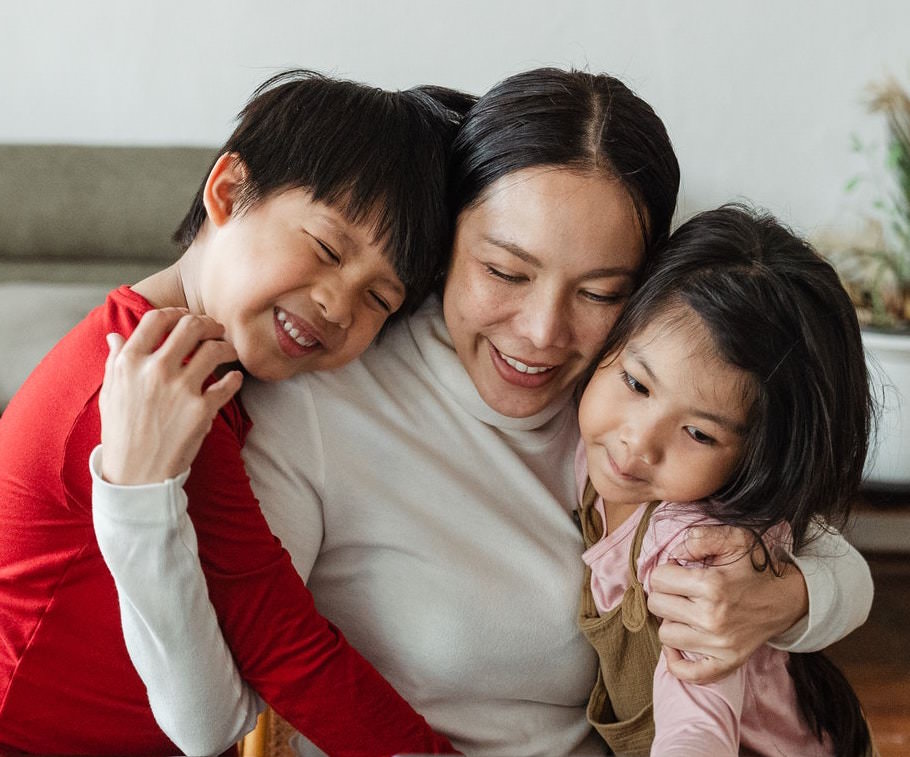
[443,167,645,418]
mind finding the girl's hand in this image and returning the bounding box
[99,308,243,485]
[646,524,808,684]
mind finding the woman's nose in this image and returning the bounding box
[514,290,571,350]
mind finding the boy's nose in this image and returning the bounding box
[313,283,353,329]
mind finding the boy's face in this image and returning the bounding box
[199,185,405,381]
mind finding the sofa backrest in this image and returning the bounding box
[0,144,216,284]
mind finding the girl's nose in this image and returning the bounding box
[621,418,661,466]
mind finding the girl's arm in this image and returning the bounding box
[93,312,455,756]
[650,649,742,757]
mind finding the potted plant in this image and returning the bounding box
[828,75,910,488]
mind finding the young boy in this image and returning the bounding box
[0,70,462,755]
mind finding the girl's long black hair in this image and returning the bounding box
[599,205,874,756]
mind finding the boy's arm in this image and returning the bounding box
[646,523,872,684]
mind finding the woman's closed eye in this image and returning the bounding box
[581,288,627,305]
[485,264,525,283]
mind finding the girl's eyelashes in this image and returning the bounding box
[620,369,649,396]
[685,426,716,445]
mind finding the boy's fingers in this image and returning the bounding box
[120,308,189,356]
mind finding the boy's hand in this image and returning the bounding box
[646,524,808,684]
[99,308,243,485]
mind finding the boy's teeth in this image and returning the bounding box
[500,352,553,374]
[277,309,318,348]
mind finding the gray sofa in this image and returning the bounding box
[0,144,216,408]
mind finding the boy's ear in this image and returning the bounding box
[203,153,249,227]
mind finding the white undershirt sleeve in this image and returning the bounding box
[90,445,264,755]
[770,522,873,651]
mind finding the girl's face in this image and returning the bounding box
[443,167,645,418]
[195,157,405,381]
[578,307,752,506]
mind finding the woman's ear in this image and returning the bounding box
[202,153,249,228]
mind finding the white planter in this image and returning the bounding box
[863,329,910,488]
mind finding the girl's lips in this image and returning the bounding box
[607,451,646,483]
[488,341,560,389]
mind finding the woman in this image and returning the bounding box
[94,68,872,756]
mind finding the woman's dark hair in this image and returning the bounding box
[174,70,473,316]
[449,67,680,272]
[598,204,873,756]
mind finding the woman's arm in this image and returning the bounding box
[93,311,455,756]
[646,523,872,684]
[91,447,265,754]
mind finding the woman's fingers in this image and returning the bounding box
[154,312,229,369]
[118,307,190,356]
[99,309,239,486]
[180,337,239,391]
[203,370,244,414]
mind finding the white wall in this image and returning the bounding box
[2,0,908,235]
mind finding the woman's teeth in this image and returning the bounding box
[277,309,318,348]
[500,352,554,375]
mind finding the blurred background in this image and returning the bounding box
[2,0,909,236]
[2,1,908,752]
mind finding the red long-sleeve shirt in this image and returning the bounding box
[0,286,453,755]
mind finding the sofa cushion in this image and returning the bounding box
[0,282,111,409]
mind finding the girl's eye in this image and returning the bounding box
[485,265,524,283]
[621,370,649,396]
[582,290,626,305]
[685,426,716,445]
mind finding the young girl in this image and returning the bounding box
[576,204,875,756]
[0,70,464,755]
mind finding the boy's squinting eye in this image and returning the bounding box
[369,291,392,313]
[621,370,649,396]
[685,426,716,445]
[315,238,341,264]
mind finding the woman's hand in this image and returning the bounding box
[99,308,243,485]
[646,524,808,684]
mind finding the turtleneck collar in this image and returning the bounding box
[408,295,576,434]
